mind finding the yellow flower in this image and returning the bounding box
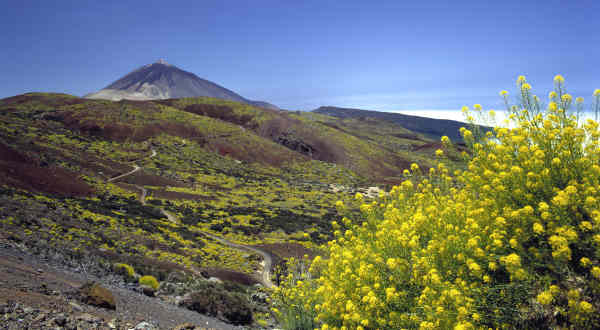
[441,135,450,144]
[473,104,482,111]
[549,91,557,99]
[462,129,473,140]
[533,223,544,234]
[580,257,591,268]
[580,301,593,314]
[554,74,565,83]
[500,90,508,96]
[502,253,521,268]
[580,221,593,231]
[591,266,600,279]
[387,258,398,269]
[576,96,584,103]
[435,149,444,157]
[562,94,572,102]
[522,83,532,90]
[594,89,600,97]
[517,75,526,83]
[454,322,473,330]
[537,291,553,305]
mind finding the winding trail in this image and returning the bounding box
[201,232,273,288]
[107,150,156,182]
[107,164,140,182]
[107,149,275,288]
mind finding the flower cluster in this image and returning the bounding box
[274,77,600,329]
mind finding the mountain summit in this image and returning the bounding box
[85,60,278,109]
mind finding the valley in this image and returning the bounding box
[0,92,462,328]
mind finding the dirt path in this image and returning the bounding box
[109,149,275,288]
[201,232,274,288]
[108,164,140,182]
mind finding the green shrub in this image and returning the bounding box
[114,263,135,279]
[179,280,253,325]
[139,275,160,290]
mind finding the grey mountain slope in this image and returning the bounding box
[313,106,489,142]
[85,61,278,109]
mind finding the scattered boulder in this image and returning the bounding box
[157,281,178,296]
[172,323,201,330]
[166,270,188,283]
[53,314,67,326]
[132,321,158,330]
[140,284,156,297]
[251,291,268,304]
[207,277,222,283]
[79,281,116,310]
[69,301,84,312]
[77,312,101,323]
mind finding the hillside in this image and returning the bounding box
[0,92,465,327]
[313,105,477,142]
[85,60,279,110]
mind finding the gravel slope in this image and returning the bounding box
[0,240,243,329]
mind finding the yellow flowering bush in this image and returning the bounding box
[114,263,135,280]
[271,257,320,330]
[273,77,600,329]
[139,275,160,290]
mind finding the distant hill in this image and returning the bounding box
[85,59,279,110]
[313,106,478,142]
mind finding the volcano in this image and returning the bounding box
[85,59,278,109]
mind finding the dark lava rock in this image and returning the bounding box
[53,313,67,326]
[172,322,201,330]
[140,285,156,297]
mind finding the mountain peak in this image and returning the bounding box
[84,61,279,109]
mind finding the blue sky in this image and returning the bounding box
[1,0,599,115]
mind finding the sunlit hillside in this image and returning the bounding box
[0,92,468,327]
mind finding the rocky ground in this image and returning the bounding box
[0,238,252,330]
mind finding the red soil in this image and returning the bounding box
[120,170,185,187]
[201,268,260,286]
[0,142,93,196]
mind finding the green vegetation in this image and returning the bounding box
[178,280,254,325]
[273,77,600,329]
[0,91,466,326]
[114,263,135,279]
[139,275,160,290]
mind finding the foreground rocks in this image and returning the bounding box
[0,300,124,329]
[0,301,217,329]
[79,282,117,310]
[0,240,250,329]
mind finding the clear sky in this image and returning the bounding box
[1,0,599,116]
